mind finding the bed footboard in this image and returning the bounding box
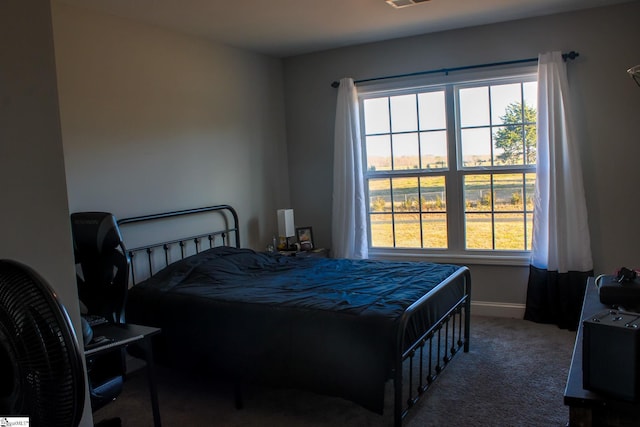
[394,266,471,427]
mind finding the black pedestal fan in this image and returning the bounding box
[0,259,85,427]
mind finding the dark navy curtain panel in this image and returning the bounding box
[524,266,592,330]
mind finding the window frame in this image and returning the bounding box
[358,66,538,265]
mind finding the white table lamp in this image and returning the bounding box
[277,209,295,249]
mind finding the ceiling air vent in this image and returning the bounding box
[385,0,431,8]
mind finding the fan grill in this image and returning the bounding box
[0,261,84,427]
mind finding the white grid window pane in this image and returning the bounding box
[459,86,489,127]
[420,131,448,169]
[364,98,390,134]
[418,91,446,131]
[490,83,522,125]
[366,135,391,171]
[392,133,419,170]
[461,127,491,167]
[390,94,418,133]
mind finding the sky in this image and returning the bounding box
[363,80,537,162]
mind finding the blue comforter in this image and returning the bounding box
[126,246,465,413]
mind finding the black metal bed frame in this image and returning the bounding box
[118,205,240,285]
[118,205,471,427]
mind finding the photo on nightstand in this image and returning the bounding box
[296,226,314,251]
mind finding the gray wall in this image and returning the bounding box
[52,2,290,250]
[0,1,92,425]
[0,2,291,424]
[283,2,640,312]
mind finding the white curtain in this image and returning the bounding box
[331,78,368,259]
[525,51,593,329]
[530,51,592,273]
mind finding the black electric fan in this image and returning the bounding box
[0,259,85,427]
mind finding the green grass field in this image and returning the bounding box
[368,172,535,250]
[370,213,533,250]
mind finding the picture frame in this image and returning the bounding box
[296,226,314,251]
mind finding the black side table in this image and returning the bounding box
[277,248,330,258]
[87,323,162,427]
[294,248,330,258]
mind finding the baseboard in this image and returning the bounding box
[471,301,525,319]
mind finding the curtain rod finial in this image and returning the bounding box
[331,81,340,88]
[563,51,579,61]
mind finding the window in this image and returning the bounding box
[360,71,537,256]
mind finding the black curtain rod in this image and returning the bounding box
[330,51,579,88]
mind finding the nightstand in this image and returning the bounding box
[277,248,330,258]
[295,248,330,258]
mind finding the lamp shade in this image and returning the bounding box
[277,209,295,237]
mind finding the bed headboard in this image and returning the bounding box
[117,205,240,285]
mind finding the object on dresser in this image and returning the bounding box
[583,309,640,401]
[296,226,314,251]
[597,270,640,309]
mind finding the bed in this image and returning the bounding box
[119,205,471,426]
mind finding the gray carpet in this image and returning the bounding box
[93,316,576,426]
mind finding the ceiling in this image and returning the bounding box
[56,0,632,58]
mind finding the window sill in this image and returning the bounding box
[367,248,531,267]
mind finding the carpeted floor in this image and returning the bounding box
[93,316,576,426]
